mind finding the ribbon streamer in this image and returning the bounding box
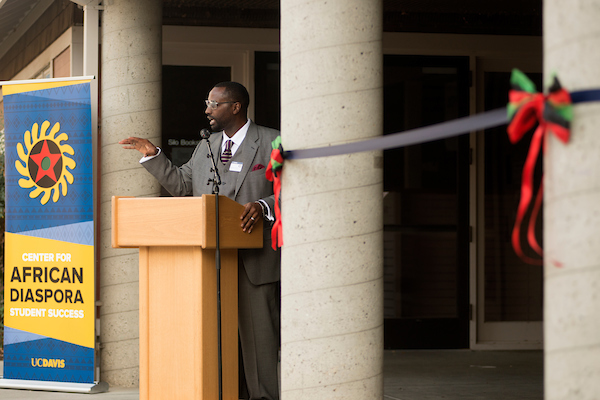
[285,108,508,160]
[282,88,600,161]
[266,136,284,250]
[507,69,572,265]
[267,80,600,252]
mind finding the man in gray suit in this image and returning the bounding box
[120,82,280,400]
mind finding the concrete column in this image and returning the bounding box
[544,1,600,398]
[99,0,162,386]
[280,0,383,399]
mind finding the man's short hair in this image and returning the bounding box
[213,81,250,111]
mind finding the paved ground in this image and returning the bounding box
[0,350,543,399]
[383,350,543,400]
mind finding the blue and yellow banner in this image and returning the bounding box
[2,78,95,383]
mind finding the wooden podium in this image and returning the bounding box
[111,195,263,400]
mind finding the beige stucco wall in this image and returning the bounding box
[99,0,162,386]
[544,0,600,398]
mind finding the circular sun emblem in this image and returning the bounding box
[15,121,76,205]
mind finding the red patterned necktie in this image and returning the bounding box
[221,140,233,163]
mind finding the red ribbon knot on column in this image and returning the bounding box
[507,69,572,265]
[266,135,284,250]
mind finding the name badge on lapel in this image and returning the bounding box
[229,161,243,172]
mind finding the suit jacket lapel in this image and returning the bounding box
[235,122,259,197]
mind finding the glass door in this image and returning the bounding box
[475,66,543,348]
[162,65,232,168]
[383,55,470,349]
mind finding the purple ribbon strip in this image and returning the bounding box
[285,108,507,160]
[284,89,600,160]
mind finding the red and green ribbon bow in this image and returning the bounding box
[265,135,284,250]
[507,69,572,265]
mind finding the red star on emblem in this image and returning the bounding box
[29,140,62,183]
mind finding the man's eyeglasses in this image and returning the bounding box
[205,99,238,110]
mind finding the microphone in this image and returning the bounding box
[201,128,222,189]
[200,128,212,140]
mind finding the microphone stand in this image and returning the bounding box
[203,132,224,400]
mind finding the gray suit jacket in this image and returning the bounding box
[143,121,281,285]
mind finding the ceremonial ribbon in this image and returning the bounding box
[266,72,599,257]
[507,69,572,265]
[266,136,284,250]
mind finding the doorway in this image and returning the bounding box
[383,55,471,349]
[162,65,231,167]
[473,68,543,348]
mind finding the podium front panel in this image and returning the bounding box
[139,246,238,400]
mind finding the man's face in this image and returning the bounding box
[205,87,236,133]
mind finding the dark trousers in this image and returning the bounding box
[238,261,280,400]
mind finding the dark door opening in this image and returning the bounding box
[162,65,231,167]
[383,55,470,349]
[481,71,543,340]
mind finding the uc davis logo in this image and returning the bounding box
[15,121,76,205]
[31,358,66,368]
